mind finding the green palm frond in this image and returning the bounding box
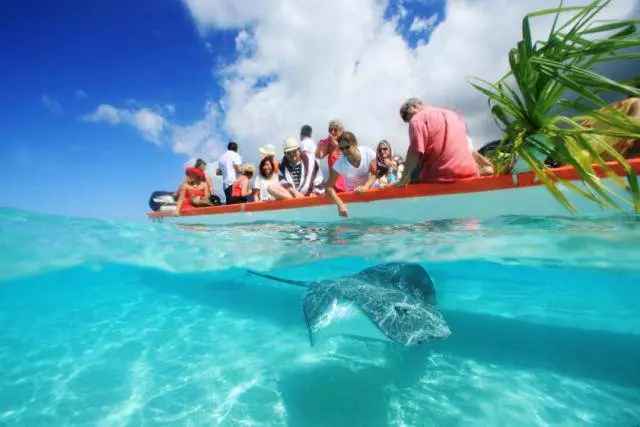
[469,0,640,213]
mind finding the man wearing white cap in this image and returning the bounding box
[277,137,324,198]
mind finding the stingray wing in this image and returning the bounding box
[357,262,439,306]
[302,281,451,347]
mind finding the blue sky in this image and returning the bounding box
[0,0,447,220]
[0,0,233,220]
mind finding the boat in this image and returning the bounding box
[147,158,640,226]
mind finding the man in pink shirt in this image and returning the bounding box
[395,98,479,186]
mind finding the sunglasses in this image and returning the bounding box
[338,143,350,151]
[378,146,389,152]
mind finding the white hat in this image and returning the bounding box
[282,137,300,153]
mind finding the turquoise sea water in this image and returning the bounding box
[1,207,640,426]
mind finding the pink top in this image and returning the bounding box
[407,106,479,182]
[319,136,347,192]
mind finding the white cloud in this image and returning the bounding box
[171,101,226,160]
[409,14,438,33]
[178,0,636,157]
[83,104,167,145]
[41,94,63,114]
[85,104,121,124]
[83,101,225,160]
[82,0,636,164]
[132,108,167,144]
[75,89,88,100]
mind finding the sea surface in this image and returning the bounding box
[1,207,639,426]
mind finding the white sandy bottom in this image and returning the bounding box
[1,267,639,427]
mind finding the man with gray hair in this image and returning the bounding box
[395,98,479,186]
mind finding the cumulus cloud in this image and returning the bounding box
[171,101,226,160]
[84,104,121,124]
[83,101,226,161]
[83,104,167,145]
[82,0,637,166]
[179,0,636,157]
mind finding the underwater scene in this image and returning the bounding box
[1,208,639,426]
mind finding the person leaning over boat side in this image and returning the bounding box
[253,157,289,201]
[324,131,377,217]
[276,137,325,199]
[174,167,213,215]
[394,98,479,187]
[300,124,315,157]
[216,141,243,204]
[228,164,255,204]
[315,119,347,193]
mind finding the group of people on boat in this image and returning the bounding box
[172,97,498,217]
[171,94,639,217]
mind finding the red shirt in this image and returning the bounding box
[408,106,478,182]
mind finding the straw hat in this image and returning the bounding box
[282,137,300,153]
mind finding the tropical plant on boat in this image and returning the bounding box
[469,0,640,213]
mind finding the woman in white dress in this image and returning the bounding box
[323,131,377,217]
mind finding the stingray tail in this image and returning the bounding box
[246,269,309,288]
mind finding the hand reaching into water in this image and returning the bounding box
[354,186,367,193]
[338,205,348,217]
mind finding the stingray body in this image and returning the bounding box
[247,262,451,347]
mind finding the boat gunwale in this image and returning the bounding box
[147,157,640,219]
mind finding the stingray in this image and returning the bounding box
[247,262,451,347]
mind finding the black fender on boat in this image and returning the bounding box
[149,191,176,211]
